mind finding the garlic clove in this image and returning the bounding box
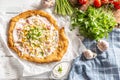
[83,49,97,59]
[97,40,109,52]
[42,0,55,8]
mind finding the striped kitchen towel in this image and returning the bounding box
[68,28,120,80]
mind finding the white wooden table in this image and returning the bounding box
[1,0,120,79]
[0,0,53,79]
[0,0,86,79]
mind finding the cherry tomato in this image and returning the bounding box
[109,0,114,3]
[101,0,108,4]
[113,1,120,9]
[78,0,88,5]
[94,0,102,8]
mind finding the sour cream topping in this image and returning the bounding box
[51,62,70,78]
[13,15,59,58]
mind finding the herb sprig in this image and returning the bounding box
[71,6,117,40]
[58,66,62,73]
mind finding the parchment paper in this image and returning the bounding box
[0,0,86,77]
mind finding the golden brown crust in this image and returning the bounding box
[8,10,69,63]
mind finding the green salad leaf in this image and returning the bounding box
[71,6,117,41]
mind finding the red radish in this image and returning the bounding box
[113,1,120,9]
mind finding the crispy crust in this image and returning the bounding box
[8,10,69,63]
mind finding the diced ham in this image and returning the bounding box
[47,48,51,52]
[26,19,30,24]
[45,41,50,44]
[16,27,22,31]
[46,26,51,30]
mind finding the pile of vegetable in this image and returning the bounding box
[53,0,119,40]
[54,0,73,16]
[93,0,120,9]
[71,6,117,40]
[69,0,120,10]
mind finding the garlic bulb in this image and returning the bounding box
[97,40,109,52]
[83,49,97,59]
[42,0,55,8]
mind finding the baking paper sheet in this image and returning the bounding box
[0,0,86,77]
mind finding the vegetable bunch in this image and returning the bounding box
[54,0,73,16]
[71,6,117,41]
[94,0,120,9]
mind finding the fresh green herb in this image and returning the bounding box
[71,6,117,41]
[41,52,44,56]
[54,0,73,16]
[26,26,41,40]
[58,66,62,73]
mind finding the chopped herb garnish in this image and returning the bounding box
[41,52,44,56]
[26,26,42,40]
[58,66,62,73]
